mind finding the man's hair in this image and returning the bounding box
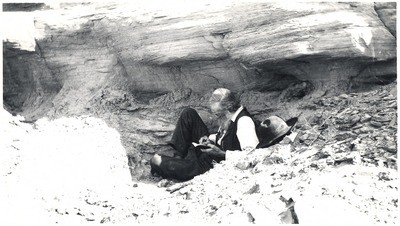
[209,88,240,112]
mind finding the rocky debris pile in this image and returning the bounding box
[295,82,397,169]
[148,83,398,224]
[87,89,144,115]
[156,139,397,224]
[0,109,135,224]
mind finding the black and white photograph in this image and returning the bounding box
[1,1,397,224]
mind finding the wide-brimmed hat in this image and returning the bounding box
[256,116,298,149]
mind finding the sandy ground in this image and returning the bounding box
[0,105,398,224]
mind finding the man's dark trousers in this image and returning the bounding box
[150,108,214,181]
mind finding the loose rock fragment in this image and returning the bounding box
[157,179,171,188]
[378,172,392,181]
[370,121,383,128]
[245,184,260,195]
[279,197,299,224]
[247,212,255,223]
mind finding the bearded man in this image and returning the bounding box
[150,88,259,181]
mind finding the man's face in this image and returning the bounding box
[210,101,224,119]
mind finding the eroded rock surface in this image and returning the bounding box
[375,2,397,37]
[4,2,397,111]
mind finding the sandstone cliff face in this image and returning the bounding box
[3,2,397,179]
[375,2,397,37]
